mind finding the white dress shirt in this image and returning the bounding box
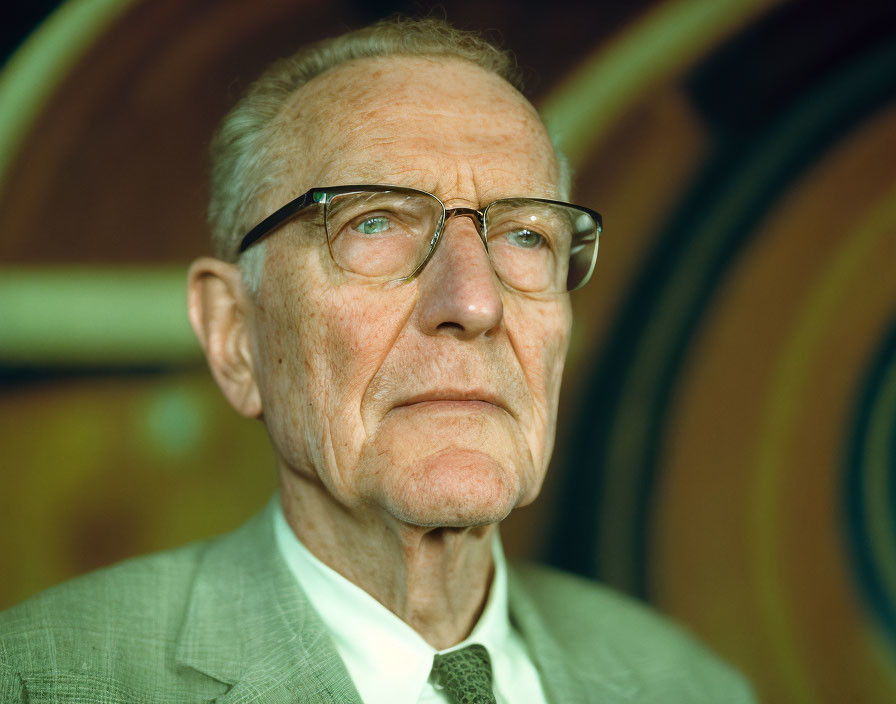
[273,505,548,704]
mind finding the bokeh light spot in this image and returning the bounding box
[141,387,205,459]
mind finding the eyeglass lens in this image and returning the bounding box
[324,189,598,292]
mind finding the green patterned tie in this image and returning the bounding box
[430,644,497,704]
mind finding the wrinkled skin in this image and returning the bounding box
[189,56,572,647]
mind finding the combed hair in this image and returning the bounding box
[207,17,570,289]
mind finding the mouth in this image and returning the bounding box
[397,390,507,413]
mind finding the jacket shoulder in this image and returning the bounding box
[510,562,756,703]
[0,540,210,686]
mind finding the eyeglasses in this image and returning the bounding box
[238,185,602,293]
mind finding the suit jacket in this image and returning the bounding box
[0,500,754,703]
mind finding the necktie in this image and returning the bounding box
[430,644,497,704]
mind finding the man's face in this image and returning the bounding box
[249,56,572,528]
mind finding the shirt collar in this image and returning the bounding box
[273,503,511,704]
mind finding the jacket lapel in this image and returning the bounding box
[174,498,362,703]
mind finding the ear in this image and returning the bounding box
[187,257,262,418]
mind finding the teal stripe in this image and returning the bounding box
[844,321,896,654]
[0,267,199,365]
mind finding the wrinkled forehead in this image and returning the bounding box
[267,56,561,200]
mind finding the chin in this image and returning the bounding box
[372,448,525,528]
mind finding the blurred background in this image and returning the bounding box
[1,0,895,701]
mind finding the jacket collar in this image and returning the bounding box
[507,566,641,703]
[174,497,362,703]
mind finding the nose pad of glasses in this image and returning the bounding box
[443,208,487,248]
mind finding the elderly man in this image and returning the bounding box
[0,18,753,703]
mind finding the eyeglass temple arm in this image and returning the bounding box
[237,187,323,254]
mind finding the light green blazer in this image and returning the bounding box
[0,500,754,703]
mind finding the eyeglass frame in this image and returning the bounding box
[237,184,603,291]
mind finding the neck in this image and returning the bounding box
[281,475,496,650]
[280,473,496,650]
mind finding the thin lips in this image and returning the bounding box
[398,389,507,411]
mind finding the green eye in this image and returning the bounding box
[506,229,545,248]
[356,215,391,235]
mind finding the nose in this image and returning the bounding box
[415,214,504,339]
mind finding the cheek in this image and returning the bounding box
[309,292,400,418]
[260,250,415,455]
[508,298,572,405]
[504,297,571,472]
[297,288,417,489]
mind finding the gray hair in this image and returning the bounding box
[207,17,571,291]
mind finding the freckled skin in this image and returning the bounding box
[205,56,572,647]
